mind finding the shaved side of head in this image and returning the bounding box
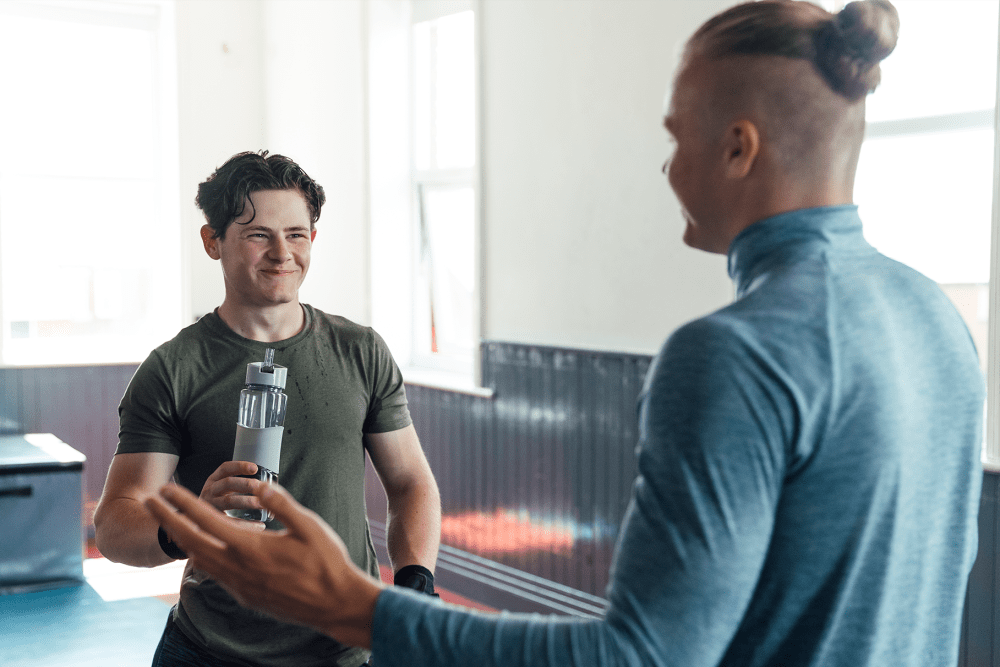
[681,0,898,182]
[692,54,865,181]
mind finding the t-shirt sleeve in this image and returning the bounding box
[370,318,791,667]
[116,350,185,456]
[362,329,412,434]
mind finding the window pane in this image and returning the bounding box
[857,128,992,285]
[0,15,157,177]
[433,11,475,169]
[412,11,475,171]
[413,21,432,171]
[866,0,998,121]
[415,186,475,362]
[855,126,993,371]
[0,10,179,365]
[1,176,178,365]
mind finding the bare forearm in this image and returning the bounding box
[94,497,176,568]
[385,479,441,572]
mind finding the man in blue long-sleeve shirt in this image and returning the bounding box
[145,1,985,665]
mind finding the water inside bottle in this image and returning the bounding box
[238,387,286,428]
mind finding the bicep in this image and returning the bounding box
[99,451,180,504]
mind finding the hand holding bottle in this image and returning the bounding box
[199,460,269,514]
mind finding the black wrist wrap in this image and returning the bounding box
[393,564,439,597]
[157,525,187,560]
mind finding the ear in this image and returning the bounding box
[310,228,317,242]
[200,225,221,260]
[723,119,761,180]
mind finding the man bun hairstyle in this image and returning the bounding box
[690,0,899,101]
[196,150,326,239]
[814,1,899,100]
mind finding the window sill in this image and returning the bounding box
[402,366,495,399]
[0,359,143,370]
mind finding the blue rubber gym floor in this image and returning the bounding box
[0,583,170,667]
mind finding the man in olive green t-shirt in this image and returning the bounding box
[94,151,442,667]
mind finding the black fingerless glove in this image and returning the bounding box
[157,525,187,560]
[393,564,439,598]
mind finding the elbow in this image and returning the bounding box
[92,500,113,558]
[419,471,441,503]
[92,498,130,563]
[412,474,442,510]
[385,476,441,520]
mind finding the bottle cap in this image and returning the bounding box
[246,348,287,389]
[245,362,287,388]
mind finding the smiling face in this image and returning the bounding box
[663,56,732,254]
[202,188,317,312]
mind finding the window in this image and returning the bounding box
[369,0,482,388]
[411,8,477,373]
[0,0,180,366]
[821,0,999,465]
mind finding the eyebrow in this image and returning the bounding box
[243,224,311,233]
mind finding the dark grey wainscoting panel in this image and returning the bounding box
[0,364,139,525]
[479,341,651,597]
[366,340,652,607]
[961,470,998,667]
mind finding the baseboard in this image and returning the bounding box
[369,520,608,618]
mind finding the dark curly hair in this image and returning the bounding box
[690,0,899,101]
[196,150,327,239]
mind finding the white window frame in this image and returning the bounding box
[0,0,181,368]
[367,0,488,395]
[985,9,1000,470]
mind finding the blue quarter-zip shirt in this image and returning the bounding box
[373,205,984,667]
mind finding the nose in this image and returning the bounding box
[268,235,292,262]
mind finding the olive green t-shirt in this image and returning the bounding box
[117,305,411,667]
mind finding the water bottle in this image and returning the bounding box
[226,348,287,522]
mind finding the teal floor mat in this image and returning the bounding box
[0,583,169,667]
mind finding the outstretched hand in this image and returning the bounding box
[144,483,383,648]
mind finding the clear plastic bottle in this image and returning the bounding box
[226,348,287,522]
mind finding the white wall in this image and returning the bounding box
[176,0,267,320]
[262,0,370,326]
[479,0,733,354]
[176,0,735,355]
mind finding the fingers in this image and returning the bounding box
[200,460,264,509]
[144,491,228,554]
[159,483,234,530]
[145,487,266,602]
[206,460,258,484]
[154,483,263,542]
[256,484,326,539]
[234,519,269,534]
